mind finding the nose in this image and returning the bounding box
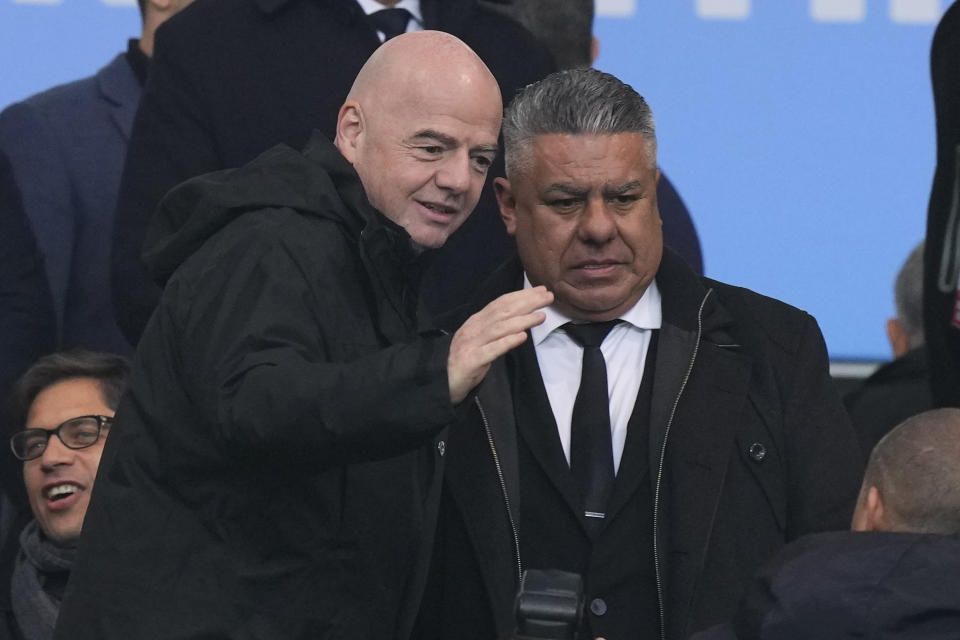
[38,434,74,470]
[434,151,472,194]
[577,197,617,244]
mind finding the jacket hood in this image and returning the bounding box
[143,131,373,286]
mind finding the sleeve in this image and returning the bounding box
[111,21,223,345]
[0,100,76,334]
[172,226,456,466]
[783,313,864,539]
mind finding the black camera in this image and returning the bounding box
[513,569,585,640]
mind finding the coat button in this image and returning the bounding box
[589,598,607,616]
[437,440,446,457]
[748,442,766,462]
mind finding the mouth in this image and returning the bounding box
[574,261,621,273]
[44,482,82,503]
[416,200,458,221]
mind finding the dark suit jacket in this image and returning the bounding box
[843,348,933,459]
[429,250,863,640]
[0,53,137,355]
[0,150,55,633]
[109,0,557,344]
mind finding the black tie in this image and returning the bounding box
[564,320,621,535]
[368,8,412,41]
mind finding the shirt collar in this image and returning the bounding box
[355,0,423,24]
[526,275,663,346]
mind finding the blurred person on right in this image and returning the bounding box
[844,241,933,457]
[692,408,960,640]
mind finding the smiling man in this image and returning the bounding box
[428,68,863,640]
[52,31,551,640]
[3,350,130,640]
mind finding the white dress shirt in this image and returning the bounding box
[527,275,663,474]
[355,0,423,41]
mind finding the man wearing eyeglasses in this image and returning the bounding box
[2,349,130,640]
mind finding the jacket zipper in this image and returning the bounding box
[475,396,523,584]
[652,288,713,640]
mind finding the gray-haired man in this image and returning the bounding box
[425,68,862,640]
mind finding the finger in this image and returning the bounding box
[479,286,553,320]
[457,310,545,351]
[471,329,530,366]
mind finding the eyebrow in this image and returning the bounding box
[603,180,647,196]
[543,181,647,197]
[411,129,458,147]
[410,130,498,156]
[543,184,589,197]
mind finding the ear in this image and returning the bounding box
[334,102,363,163]
[494,177,518,236]
[886,318,911,358]
[851,485,887,532]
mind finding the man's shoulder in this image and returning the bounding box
[705,277,814,355]
[0,54,131,144]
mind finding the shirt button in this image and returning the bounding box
[748,442,766,462]
[589,598,607,616]
[437,440,446,457]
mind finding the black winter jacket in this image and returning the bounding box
[54,133,455,640]
[110,0,557,342]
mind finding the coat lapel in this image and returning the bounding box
[96,54,139,141]
[511,339,586,528]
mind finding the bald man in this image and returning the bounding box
[52,32,550,640]
[691,409,960,639]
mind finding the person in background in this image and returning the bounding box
[0,149,56,634]
[110,0,556,344]
[0,0,194,355]
[845,241,932,457]
[1,350,131,640]
[692,408,960,640]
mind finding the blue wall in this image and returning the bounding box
[0,0,946,359]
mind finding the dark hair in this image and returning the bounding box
[484,0,595,70]
[13,349,132,426]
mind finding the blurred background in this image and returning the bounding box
[0,0,943,363]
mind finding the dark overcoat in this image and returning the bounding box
[428,251,863,640]
[54,134,455,639]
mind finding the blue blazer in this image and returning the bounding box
[0,53,138,355]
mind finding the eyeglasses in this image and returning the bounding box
[9,415,113,461]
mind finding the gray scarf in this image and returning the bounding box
[9,520,74,640]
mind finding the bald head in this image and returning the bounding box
[852,408,960,534]
[346,31,500,108]
[335,31,503,249]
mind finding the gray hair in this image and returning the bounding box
[894,241,925,348]
[863,408,960,534]
[502,68,657,177]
